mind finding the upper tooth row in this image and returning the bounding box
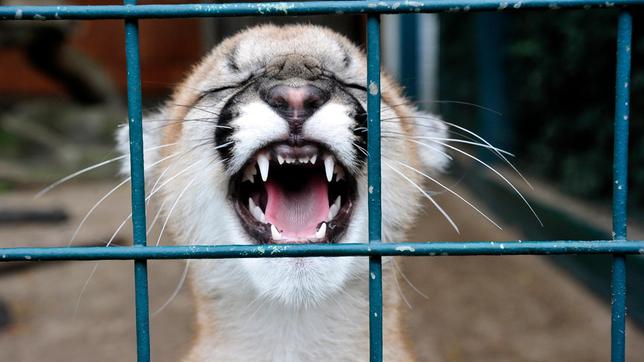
[276,154,317,165]
[243,152,344,183]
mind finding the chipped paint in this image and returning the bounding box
[498,1,508,10]
[33,14,46,20]
[404,0,423,7]
[369,185,374,194]
[395,246,415,252]
[371,272,376,279]
[15,9,22,19]
[269,245,286,255]
[368,81,378,95]
[513,1,522,9]
[256,2,295,15]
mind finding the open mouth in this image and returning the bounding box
[230,142,356,244]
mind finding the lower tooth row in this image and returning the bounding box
[269,222,328,241]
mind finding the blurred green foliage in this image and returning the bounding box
[439,10,643,213]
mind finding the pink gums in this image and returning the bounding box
[264,176,329,239]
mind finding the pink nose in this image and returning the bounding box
[263,85,329,120]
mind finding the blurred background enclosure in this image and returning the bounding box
[1,2,643,361]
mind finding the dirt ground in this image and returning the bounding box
[0,181,643,361]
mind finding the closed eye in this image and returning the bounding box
[199,71,265,100]
[320,71,367,93]
[201,84,242,96]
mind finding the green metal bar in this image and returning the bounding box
[2,241,643,261]
[610,10,631,362]
[123,0,150,360]
[367,14,383,362]
[1,1,644,20]
[399,14,419,102]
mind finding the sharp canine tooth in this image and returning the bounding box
[271,224,282,240]
[310,155,317,164]
[243,165,255,183]
[324,154,334,182]
[327,196,341,221]
[334,165,345,182]
[258,153,270,181]
[248,198,266,222]
[277,155,285,165]
[315,223,327,239]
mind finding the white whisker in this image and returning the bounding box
[155,175,199,246]
[73,262,100,319]
[152,260,191,317]
[36,142,178,198]
[392,258,429,300]
[384,161,460,234]
[392,265,412,309]
[442,120,532,189]
[433,140,543,226]
[393,158,502,230]
[384,132,514,157]
[67,150,184,247]
[67,178,130,247]
[147,198,168,235]
[380,116,529,188]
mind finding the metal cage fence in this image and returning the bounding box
[0,1,642,361]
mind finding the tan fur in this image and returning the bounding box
[122,24,448,361]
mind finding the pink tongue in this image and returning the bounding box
[265,176,329,239]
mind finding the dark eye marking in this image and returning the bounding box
[319,70,367,93]
[198,72,259,100]
[201,84,241,96]
[340,82,367,92]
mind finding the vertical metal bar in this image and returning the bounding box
[399,14,418,102]
[611,10,631,362]
[124,0,150,360]
[476,13,512,161]
[367,14,383,362]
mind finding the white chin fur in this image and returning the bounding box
[240,256,360,306]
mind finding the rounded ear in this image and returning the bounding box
[115,111,165,179]
[411,111,451,172]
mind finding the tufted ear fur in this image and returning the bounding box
[115,111,166,181]
[411,110,450,173]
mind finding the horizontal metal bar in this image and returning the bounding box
[1,0,643,21]
[1,241,643,261]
